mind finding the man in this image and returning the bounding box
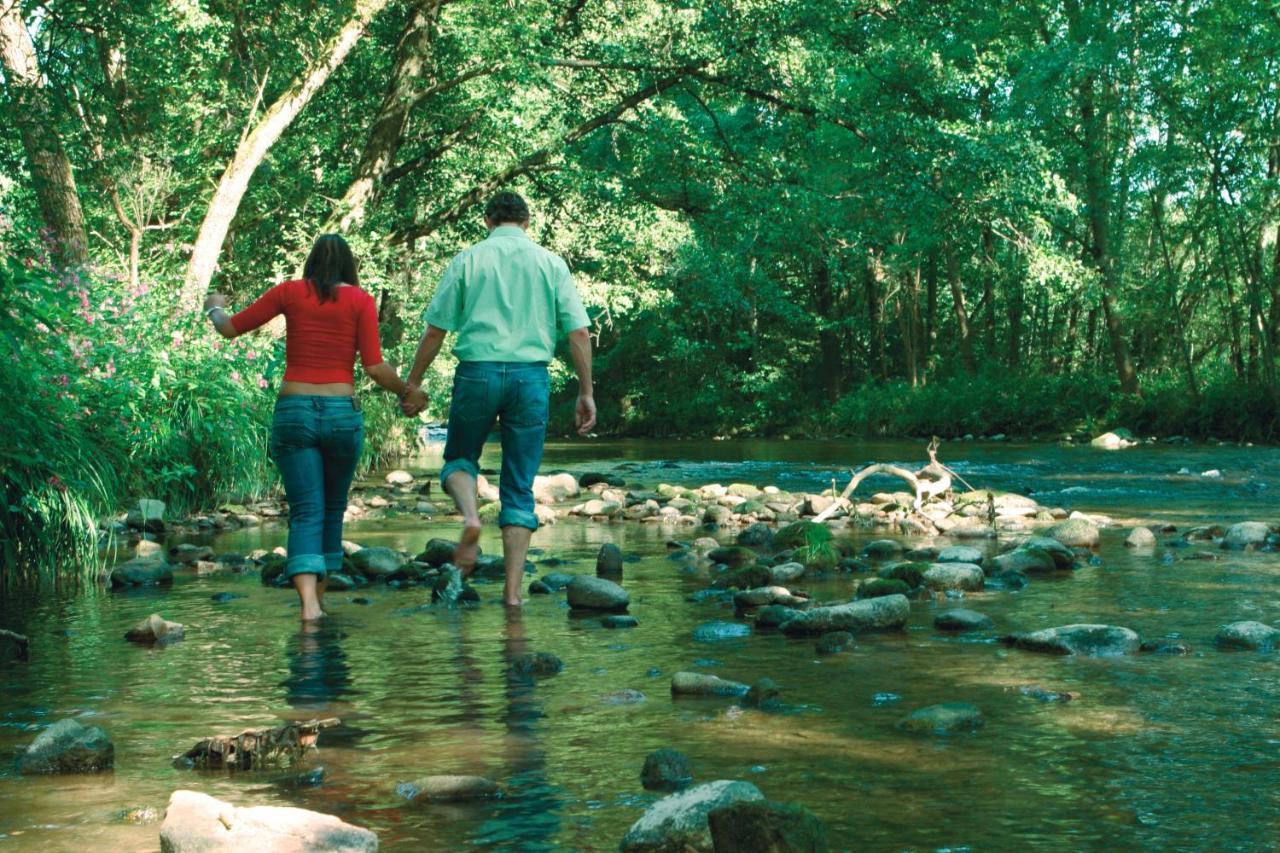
[402,191,595,607]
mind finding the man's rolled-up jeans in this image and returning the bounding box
[440,361,549,530]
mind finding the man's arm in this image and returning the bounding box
[406,324,449,388]
[567,327,596,435]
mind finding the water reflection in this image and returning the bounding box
[471,609,561,848]
[283,619,364,746]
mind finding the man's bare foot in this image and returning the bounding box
[455,520,482,577]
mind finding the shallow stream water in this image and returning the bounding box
[2,438,1280,851]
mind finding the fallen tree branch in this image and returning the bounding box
[173,718,340,770]
[813,438,952,522]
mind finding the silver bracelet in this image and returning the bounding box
[204,306,224,319]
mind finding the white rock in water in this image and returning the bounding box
[384,469,414,485]
[620,780,763,851]
[159,790,377,852]
[1201,469,1222,478]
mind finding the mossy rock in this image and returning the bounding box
[259,554,288,587]
[857,578,911,599]
[877,561,928,589]
[712,564,772,590]
[707,546,760,569]
[773,521,833,551]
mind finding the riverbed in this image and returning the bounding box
[2,438,1279,850]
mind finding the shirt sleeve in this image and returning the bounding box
[228,282,289,334]
[356,293,384,368]
[554,262,590,334]
[423,256,465,331]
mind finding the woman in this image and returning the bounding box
[203,234,426,620]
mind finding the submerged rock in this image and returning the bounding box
[1214,621,1280,651]
[508,652,564,677]
[602,615,639,629]
[1140,638,1192,655]
[0,628,30,662]
[780,594,909,637]
[815,631,854,655]
[642,748,693,791]
[18,718,114,774]
[670,671,750,698]
[566,575,630,612]
[934,609,994,632]
[620,780,764,852]
[398,775,501,802]
[922,562,984,592]
[744,678,781,709]
[897,702,984,736]
[693,621,752,642]
[1006,624,1140,656]
[160,789,377,851]
[707,799,828,852]
[125,613,184,646]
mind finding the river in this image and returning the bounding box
[1,438,1278,850]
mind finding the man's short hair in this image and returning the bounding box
[485,191,530,224]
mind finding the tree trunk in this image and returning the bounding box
[946,245,975,373]
[924,247,938,367]
[325,0,443,232]
[980,225,997,356]
[864,250,886,380]
[813,254,842,401]
[0,4,88,264]
[176,0,390,313]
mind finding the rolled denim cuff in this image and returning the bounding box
[440,458,479,489]
[323,552,344,572]
[498,506,539,531]
[284,554,327,581]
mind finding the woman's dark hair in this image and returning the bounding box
[303,234,357,302]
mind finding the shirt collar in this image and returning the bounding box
[488,224,529,240]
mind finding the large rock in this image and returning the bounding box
[897,703,985,736]
[1214,621,1280,651]
[1091,429,1138,449]
[398,775,501,802]
[642,748,693,791]
[620,780,764,852]
[934,609,994,632]
[1018,537,1076,569]
[1223,522,1271,550]
[670,672,750,698]
[1008,624,1140,656]
[349,547,404,579]
[534,472,580,503]
[1043,518,1100,548]
[988,548,1058,575]
[110,558,174,587]
[18,718,114,774]
[708,800,828,852]
[922,563,984,592]
[1,628,30,662]
[127,498,166,533]
[937,546,984,565]
[779,594,909,637]
[417,538,457,567]
[125,613,184,646]
[566,575,629,612]
[597,543,624,577]
[159,790,377,852]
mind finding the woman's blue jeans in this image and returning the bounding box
[440,361,549,530]
[270,396,364,581]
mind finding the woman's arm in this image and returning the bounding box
[203,293,238,339]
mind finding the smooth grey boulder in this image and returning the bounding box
[620,780,764,852]
[1214,621,1280,651]
[1008,624,1140,656]
[897,702,985,736]
[768,562,806,585]
[1044,518,1100,548]
[1223,522,1271,550]
[937,546,983,565]
[641,748,693,791]
[566,575,629,612]
[159,790,377,851]
[922,562,984,591]
[934,609,994,632]
[988,548,1058,575]
[1125,527,1157,548]
[109,558,174,587]
[1018,536,1078,568]
[18,718,114,774]
[779,595,909,637]
[670,672,750,698]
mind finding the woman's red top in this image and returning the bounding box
[229,279,383,384]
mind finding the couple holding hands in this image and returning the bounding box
[202,191,596,619]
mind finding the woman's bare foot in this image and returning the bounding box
[454,520,482,577]
[300,607,329,622]
[503,596,525,608]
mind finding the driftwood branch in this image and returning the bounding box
[813,438,952,522]
[174,717,340,770]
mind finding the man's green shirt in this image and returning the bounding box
[424,225,590,362]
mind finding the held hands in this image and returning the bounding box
[400,384,427,418]
[575,393,597,435]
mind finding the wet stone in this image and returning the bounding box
[602,615,639,629]
[897,702,985,736]
[744,678,781,709]
[597,543,624,577]
[642,748,693,791]
[1214,621,1280,651]
[815,631,854,655]
[125,613,184,646]
[934,609,994,632]
[693,621,752,642]
[398,775,502,802]
[18,718,114,774]
[508,652,564,677]
[707,799,828,853]
[1141,638,1192,655]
